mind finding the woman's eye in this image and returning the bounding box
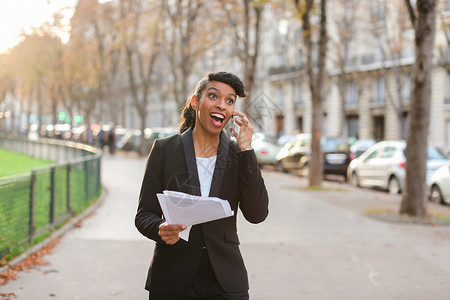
[208,93,217,99]
[226,98,235,105]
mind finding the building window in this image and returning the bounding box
[446,119,450,150]
[345,80,358,106]
[401,112,408,139]
[444,0,450,11]
[278,85,284,108]
[373,78,385,104]
[322,114,328,136]
[373,116,385,140]
[276,115,284,137]
[401,74,411,104]
[297,116,303,132]
[346,115,359,138]
[375,0,385,19]
[446,73,450,104]
[295,83,303,107]
[401,29,415,58]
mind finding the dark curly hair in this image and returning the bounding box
[179,71,246,133]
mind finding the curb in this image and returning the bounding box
[0,186,108,274]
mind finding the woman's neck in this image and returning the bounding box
[192,127,219,158]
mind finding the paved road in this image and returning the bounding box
[2,153,450,299]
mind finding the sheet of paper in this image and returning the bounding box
[157,190,234,241]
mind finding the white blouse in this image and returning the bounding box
[196,155,217,197]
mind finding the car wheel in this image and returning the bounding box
[388,176,401,194]
[430,185,444,204]
[276,161,286,173]
[350,172,360,187]
[299,163,309,177]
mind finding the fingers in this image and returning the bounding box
[158,222,187,245]
[232,111,253,151]
[232,111,249,126]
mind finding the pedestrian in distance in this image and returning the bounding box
[135,71,269,300]
[108,125,116,155]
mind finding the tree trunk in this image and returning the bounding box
[297,0,327,187]
[243,0,264,115]
[400,0,437,217]
[310,93,324,186]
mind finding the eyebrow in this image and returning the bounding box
[207,87,237,98]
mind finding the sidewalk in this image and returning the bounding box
[1,153,450,299]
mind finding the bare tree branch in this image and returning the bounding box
[404,0,416,24]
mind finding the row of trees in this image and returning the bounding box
[0,0,267,154]
[0,0,444,217]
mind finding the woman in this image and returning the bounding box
[135,71,269,299]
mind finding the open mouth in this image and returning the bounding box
[210,113,225,127]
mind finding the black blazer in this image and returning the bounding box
[135,127,269,295]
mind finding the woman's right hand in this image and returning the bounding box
[158,222,187,245]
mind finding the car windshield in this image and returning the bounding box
[428,146,448,160]
[321,138,349,152]
[253,133,278,145]
[350,139,376,151]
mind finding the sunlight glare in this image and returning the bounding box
[0,0,77,53]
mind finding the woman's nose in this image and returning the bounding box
[216,99,225,110]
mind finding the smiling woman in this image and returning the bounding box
[135,71,269,299]
[0,0,77,53]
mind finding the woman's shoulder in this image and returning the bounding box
[156,132,181,145]
[151,132,181,150]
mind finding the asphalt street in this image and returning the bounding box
[1,153,450,300]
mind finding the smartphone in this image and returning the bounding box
[232,116,241,136]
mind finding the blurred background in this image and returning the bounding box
[0,0,449,157]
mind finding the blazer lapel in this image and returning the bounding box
[181,127,201,196]
[209,131,229,197]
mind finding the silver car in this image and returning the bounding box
[252,133,283,167]
[347,140,450,194]
[429,165,450,205]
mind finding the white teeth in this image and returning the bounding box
[210,113,224,119]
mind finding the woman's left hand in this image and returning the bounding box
[232,111,253,151]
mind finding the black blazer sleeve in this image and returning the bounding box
[135,139,165,244]
[238,149,269,223]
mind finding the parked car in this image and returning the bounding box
[276,133,311,173]
[347,140,450,194]
[119,129,142,152]
[298,136,351,178]
[349,138,377,160]
[252,132,283,167]
[143,127,178,154]
[276,133,351,179]
[428,165,450,205]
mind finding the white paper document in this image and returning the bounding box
[157,190,234,241]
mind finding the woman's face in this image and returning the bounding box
[193,81,236,135]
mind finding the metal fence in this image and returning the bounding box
[0,136,102,259]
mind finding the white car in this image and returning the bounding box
[347,140,450,194]
[429,165,450,204]
[252,133,282,167]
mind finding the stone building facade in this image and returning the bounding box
[257,0,450,151]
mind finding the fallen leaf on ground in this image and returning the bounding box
[0,239,60,286]
[0,292,17,300]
